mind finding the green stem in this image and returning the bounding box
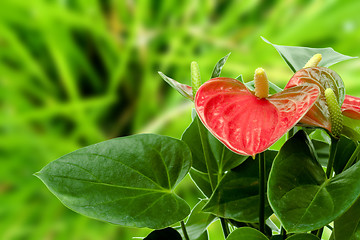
[287,127,295,139]
[316,228,324,238]
[326,137,339,179]
[196,117,216,190]
[343,143,360,171]
[181,221,190,240]
[259,152,266,234]
[220,218,230,238]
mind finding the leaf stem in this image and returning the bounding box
[316,228,324,238]
[281,227,287,239]
[259,152,266,234]
[196,117,216,191]
[326,137,339,179]
[220,218,230,238]
[343,142,360,171]
[181,220,190,240]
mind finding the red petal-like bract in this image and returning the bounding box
[195,77,320,156]
[342,95,360,120]
[285,67,344,132]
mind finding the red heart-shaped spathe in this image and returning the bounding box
[342,95,360,120]
[195,77,320,156]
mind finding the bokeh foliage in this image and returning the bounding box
[1,0,360,239]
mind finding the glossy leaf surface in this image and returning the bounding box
[195,77,320,156]
[285,234,320,240]
[268,131,360,232]
[211,53,231,78]
[334,197,360,240]
[285,67,344,132]
[262,37,356,73]
[202,150,277,222]
[144,227,182,240]
[179,200,215,240]
[158,72,193,100]
[36,134,191,229]
[333,136,357,174]
[226,227,268,240]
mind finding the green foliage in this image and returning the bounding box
[334,197,360,240]
[226,227,268,240]
[202,151,277,222]
[211,53,231,79]
[36,134,191,229]
[268,131,360,233]
[144,227,182,240]
[285,234,320,240]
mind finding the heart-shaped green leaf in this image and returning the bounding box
[334,197,360,240]
[144,227,182,240]
[195,77,320,156]
[35,134,191,229]
[268,130,360,232]
[182,114,248,196]
[262,37,356,73]
[178,199,215,240]
[211,53,231,79]
[285,67,345,132]
[202,150,277,222]
[226,227,269,240]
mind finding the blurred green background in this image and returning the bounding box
[1,0,360,239]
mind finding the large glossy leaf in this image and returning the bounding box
[182,114,248,196]
[144,227,182,240]
[158,72,194,100]
[285,67,345,132]
[35,134,191,229]
[342,116,360,141]
[268,130,360,232]
[179,200,215,240]
[286,234,320,240]
[262,37,356,73]
[226,227,268,240]
[195,77,320,156]
[202,150,277,222]
[211,53,231,79]
[333,136,357,174]
[334,197,360,240]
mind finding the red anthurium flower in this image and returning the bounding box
[195,77,320,156]
[284,67,344,132]
[342,95,360,120]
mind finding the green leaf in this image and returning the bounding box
[262,37,357,73]
[211,53,231,79]
[334,197,360,240]
[333,136,357,174]
[285,233,320,240]
[268,130,360,232]
[144,227,182,240]
[226,227,269,240]
[158,71,194,100]
[182,115,248,196]
[342,116,360,141]
[202,150,277,222]
[35,134,191,229]
[245,80,283,94]
[179,199,215,240]
[311,140,329,167]
[189,168,213,198]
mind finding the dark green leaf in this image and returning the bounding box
[211,53,231,79]
[35,134,191,229]
[245,80,283,94]
[311,140,329,167]
[226,227,269,240]
[333,136,357,174]
[202,150,277,222]
[189,169,213,198]
[158,71,194,100]
[342,116,360,141]
[182,115,247,196]
[286,233,320,240]
[144,227,182,240]
[262,37,356,73]
[268,130,360,232]
[334,197,360,240]
[179,199,215,240]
